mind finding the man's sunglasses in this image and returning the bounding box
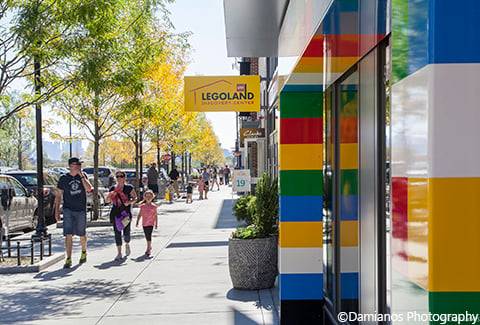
[71,163,82,166]
[116,175,125,178]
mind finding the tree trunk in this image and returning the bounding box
[135,129,140,196]
[139,127,143,200]
[18,117,23,170]
[156,128,161,168]
[93,115,100,220]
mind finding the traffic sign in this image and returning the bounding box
[163,154,171,161]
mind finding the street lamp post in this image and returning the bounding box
[33,55,47,237]
[69,109,72,157]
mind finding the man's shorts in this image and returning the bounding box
[63,208,87,236]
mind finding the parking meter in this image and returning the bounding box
[1,184,13,238]
[1,184,13,211]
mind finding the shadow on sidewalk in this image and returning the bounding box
[93,259,128,270]
[232,307,261,325]
[131,254,152,262]
[0,279,150,323]
[227,288,277,313]
[34,264,82,282]
[166,241,228,248]
[215,199,244,229]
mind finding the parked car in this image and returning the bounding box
[4,170,60,226]
[83,166,117,188]
[124,169,148,186]
[0,175,38,236]
[51,167,69,175]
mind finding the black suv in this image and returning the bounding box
[4,170,60,225]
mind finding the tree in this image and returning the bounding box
[48,0,178,218]
[0,0,84,127]
[0,92,34,167]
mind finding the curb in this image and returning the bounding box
[0,252,64,274]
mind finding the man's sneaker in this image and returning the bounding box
[63,258,72,269]
[79,251,87,264]
[125,245,131,256]
[114,254,122,261]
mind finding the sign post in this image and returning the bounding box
[232,169,251,193]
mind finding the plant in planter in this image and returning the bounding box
[232,194,255,225]
[229,173,279,290]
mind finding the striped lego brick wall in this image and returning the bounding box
[338,81,359,305]
[279,1,387,322]
[279,90,324,302]
[391,0,480,317]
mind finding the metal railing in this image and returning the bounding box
[1,234,52,266]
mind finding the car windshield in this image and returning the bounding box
[83,167,110,177]
[125,171,136,178]
[9,174,37,186]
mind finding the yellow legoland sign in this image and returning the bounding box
[184,75,260,112]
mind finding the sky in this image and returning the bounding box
[167,0,238,150]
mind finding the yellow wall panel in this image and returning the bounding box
[407,178,429,290]
[280,222,323,248]
[340,220,358,247]
[428,177,480,291]
[340,143,358,170]
[280,144,323,170]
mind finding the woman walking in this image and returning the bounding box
[106,170,137,261]
[210,167,220,191]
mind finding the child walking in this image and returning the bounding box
[197,177,205,200]
[136,190,158,256]
[166,181,174,203]
[186,182,193,203]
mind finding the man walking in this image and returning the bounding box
[224,165,231,185]
[168,165,180,199]
[54,157,92,268]
[147,163,159,197]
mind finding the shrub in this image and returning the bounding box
[232,195,255,224]
[231,173,278,239]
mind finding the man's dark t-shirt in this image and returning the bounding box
[169,169,179,180]
[58,173,87,211]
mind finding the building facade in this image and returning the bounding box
[224,0,480,324]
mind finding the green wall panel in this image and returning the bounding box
[280,92,323,119]
[280,170,323,196]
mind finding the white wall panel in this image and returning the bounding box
[391,66,430,178]
[280,247,323,274]
[429,63,480,178]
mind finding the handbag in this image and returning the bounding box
[115,209,131,232]
[109,190,131,231]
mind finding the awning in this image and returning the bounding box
[223,0,288,57]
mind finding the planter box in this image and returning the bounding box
[228,236,278,290]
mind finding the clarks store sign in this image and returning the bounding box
[184,75,260,112]
[240,128,265,146]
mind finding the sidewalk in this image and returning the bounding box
[0,186,280,325]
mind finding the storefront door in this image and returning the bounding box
[323,40,389,325]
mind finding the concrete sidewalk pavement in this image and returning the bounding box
[0,186,279,325]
